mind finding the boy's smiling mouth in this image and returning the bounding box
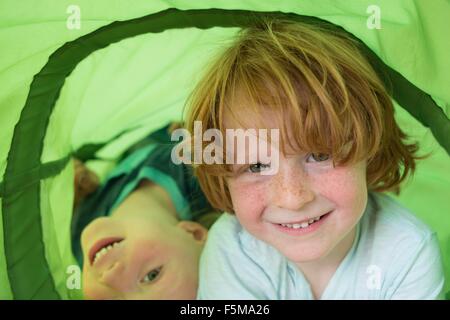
[271,211,332,235]
[89,237,124,266]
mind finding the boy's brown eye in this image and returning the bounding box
[247,162,270,173]
[309,153,330,162]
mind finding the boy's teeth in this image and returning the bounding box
[280,215,322,229]
[300,222,309,228]
[93,241,122,264]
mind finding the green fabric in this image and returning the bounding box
[387,102,450,299]
[0,157,70,199]
[0,0,448,299]
[0,199,13,299]
[40,164,84,300]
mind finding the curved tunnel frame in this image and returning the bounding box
[1,8,449,299]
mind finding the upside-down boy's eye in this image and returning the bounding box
[141,266,163,284]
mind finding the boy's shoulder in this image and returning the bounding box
[361,192,438,268]
[209,212,242,235]
[208,213,252,249]
[208,212,285,264]
[360,192,444,299]
[368,191,435,241]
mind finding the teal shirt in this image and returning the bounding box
[106,143,190,219]
[197,192,445,299]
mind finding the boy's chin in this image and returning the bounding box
[280,245,328,264]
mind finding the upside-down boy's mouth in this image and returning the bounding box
[89,238,124,266]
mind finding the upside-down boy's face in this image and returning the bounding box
[80,191,206,300]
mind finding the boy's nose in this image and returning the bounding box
[100,261,137,293]
[269,167,314,211]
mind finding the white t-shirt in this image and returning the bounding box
[197,192,445,299]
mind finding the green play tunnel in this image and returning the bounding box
[0,0,449,299]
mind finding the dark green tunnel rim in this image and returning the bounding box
[2,8,449,299]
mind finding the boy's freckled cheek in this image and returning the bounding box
[229,180,267,213]
[314,165,367,203]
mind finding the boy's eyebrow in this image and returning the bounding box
[230,163,249,175]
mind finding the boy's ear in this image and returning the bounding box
[177,221,208,243]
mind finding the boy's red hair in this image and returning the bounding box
[185,17,424,213]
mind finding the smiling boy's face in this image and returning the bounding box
[80,184,206,300]
[225,116,368,266]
